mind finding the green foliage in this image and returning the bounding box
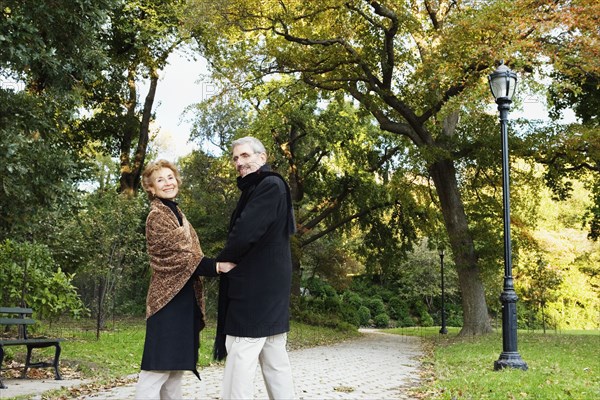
[523,124,600,241]
[46,190,149,323]
[514,182,600,330]
[0,93,88,242]
[300,274,446,329]
[388,297,414,328]
[294,277,363,329]
[338,302,360,328]
[387,296,403,320]
[305,277,338,299]
[1,0,113,90]
[301,237,360,292]
[78,0,192,193]
[373,313,390,328]
[0,240,87,319]
[444,304,464,328]
[416,302,434,327]
[342,291,363,308]
[178,151,237,259]
[367,297,386,317]
[292,297,357,331]
[357,306,371,326]
[0,0,112,241]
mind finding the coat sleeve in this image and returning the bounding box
[217,176,285,263]
[195,257,218,277]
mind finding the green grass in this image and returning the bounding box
[387,327,600,400]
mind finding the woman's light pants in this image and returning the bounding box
[222,333,295,399]
[135,370,184,399]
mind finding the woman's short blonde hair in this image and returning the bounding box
[141,159,182,199]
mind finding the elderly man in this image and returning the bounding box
[215,136,296,399]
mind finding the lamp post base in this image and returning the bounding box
[439,327,448,334]
[494,352,528,371]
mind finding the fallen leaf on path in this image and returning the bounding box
[333,385,355,393]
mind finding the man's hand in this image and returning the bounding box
[217,262,237,273]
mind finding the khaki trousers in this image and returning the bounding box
[135,370,184,399]
[221,333,295,399]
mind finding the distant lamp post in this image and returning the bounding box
[438,247,448,335]
[488,61,528,371]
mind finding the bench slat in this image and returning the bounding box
[0,338,64,345]
[0,317,36,325]
[0,307,33,314]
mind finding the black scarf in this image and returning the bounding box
[213,165,295,361]
[159,198,183,226]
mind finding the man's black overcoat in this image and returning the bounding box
[217,165,294,339]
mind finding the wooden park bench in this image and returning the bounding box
[0,307,63,389]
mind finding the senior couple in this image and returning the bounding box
[135,136,296,400]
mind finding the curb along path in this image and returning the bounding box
[4,329,424,399]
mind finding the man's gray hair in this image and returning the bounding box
[232,136,267,155]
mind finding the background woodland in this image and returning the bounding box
[1,0,598,337]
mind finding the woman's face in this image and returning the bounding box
[149,167,179,200]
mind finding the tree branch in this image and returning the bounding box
[347,83,424,145]
[367,1,399,89]
[301,200,397,246]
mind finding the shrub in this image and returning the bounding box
[373,312,390,328]
[0,240,88,320]
[357,306,371,326]
[415,301,434,327]
[339,302,360,327]
[342,290,363,308]
[446,304,463,327]
[292,305,355,331]
[367,297,386,316]
[387,296,416,327]
[387,296,404,319]
[419,309,434,327]
[305,277,337,298]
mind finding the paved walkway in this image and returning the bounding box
[1,330,423,399]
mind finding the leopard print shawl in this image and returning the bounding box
[145,199,204,318]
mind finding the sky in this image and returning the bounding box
[147,49,214,161]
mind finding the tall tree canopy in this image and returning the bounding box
[0,0,115,240]
[185,0,599,335]
[187,81,428,295]
[543,0,600,240]
[79,0,190,195]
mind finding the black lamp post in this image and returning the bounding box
[439,247,448,335]
[488,61,528,371]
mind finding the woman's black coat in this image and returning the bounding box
[140,199,218,378]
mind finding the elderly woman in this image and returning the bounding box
[135,159,235,400]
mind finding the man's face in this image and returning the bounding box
[232,143,266,178]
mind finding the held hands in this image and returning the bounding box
[216,262,237,274]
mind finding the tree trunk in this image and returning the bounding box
[280,125,304,297]
[290,236,302,297]
[95,278,106,340]
[541,301,546,334]
[429,159,493,335]
[119,67,157,196]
